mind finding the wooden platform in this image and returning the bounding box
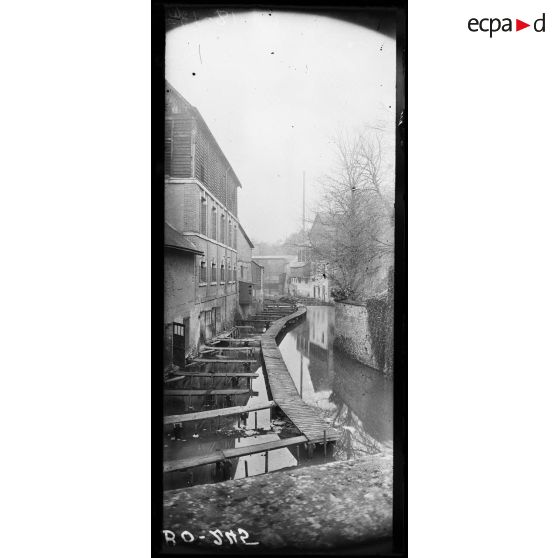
[201,347,255,352]
[164,435,308,472]
[192,358,258,364]
[208,338,261,345]
[164,389,255,397]
[165,372,258,381]
[163,401,276,425]
[260,307,340,444]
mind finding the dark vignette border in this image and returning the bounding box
[152,2,407,556]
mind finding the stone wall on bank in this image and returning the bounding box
[334,287,394,379]
[334,301,377,368]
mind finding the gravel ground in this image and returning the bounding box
[161,453,393,553]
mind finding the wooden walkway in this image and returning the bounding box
[207,338,261,347]
[261,307,340,444]
[164,389,255,397]
[165,372,258,382]
[164,435,308,472]
[200,347,255,353]
[163,401,276,425]
[192,358,258,364]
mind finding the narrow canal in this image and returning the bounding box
[163,304,392,490]
[278,305,393,459]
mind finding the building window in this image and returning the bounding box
[227,261,232,282]
[200,262,207,283]
[233,266,237,281]
[211,207,217,239]
[200,148,206,183]
[220,214,225,244]
[211,260,217,283]
[215,307,221,331]
[200,197,207,236]
[240,265,244,279]
[233,226,237,250]
[228,221,232,247]
[220,261,225,282]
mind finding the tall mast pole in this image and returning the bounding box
[302,171,306,233]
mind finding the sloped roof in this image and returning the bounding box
[289,261,309,269]
[238,222,254,248]
[164,222,204,255]
[165,81,242,189]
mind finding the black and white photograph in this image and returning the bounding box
[8,2,558,558]
[155,4,406,554]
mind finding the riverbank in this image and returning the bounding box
[162,453,393,552]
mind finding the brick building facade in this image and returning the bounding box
[164,81,251,366]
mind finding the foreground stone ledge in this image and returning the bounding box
[162,454,393,551]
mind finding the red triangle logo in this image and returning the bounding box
[516,19,530,31]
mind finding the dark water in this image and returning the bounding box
[163,360,302,490]
[278,305,393,459]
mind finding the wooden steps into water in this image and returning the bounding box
[192,358,258,364]
[164,435,308,472]
[163,401,276,425]
[201,347,255,353]
[166,372,258,380]
[164,389,256,397]
[208,338,260,346]
[164,373,257,388]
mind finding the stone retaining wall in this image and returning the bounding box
[334,301,377,368]
[334,292,394,378]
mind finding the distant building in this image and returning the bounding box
[251,255,296,297]
[236,223,264,317]
[164,81,249,366]
[285,218,331,302]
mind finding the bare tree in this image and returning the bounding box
[310,127,394,300]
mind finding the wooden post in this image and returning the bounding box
[244,460,249,478]
[296,444,300,461]
[324,430,327,457]
[265,451,269,473]
[254,412,258,430]
[309,443,314,458]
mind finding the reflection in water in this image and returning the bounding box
[279,305,393,459]
[163,363,299,489]
[233,434,298,479]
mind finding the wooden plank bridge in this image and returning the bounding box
[260,306,340,445]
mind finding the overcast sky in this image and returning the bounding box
[166,10,396,244]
